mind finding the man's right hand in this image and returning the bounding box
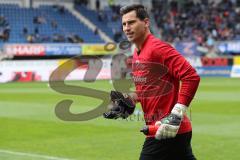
[103,91,136,119]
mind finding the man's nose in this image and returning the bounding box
[124,25,131,32]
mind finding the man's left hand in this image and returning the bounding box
[155,103,187,140]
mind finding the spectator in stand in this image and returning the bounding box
[205,37,218,58]
[23,26,28,36]
[67,33,84,43]
[75,0,88,6]
[33,16,46,24]
[3,27,10,42]
[27,34,36,43]
[51,20,58,29]
[59,6,65,14]
[94,28,99,35]
[0,15,10,42]
[52,5,65,14]
[34,27,39,35]
[52,34,65,42]
[97,11,106,22]
[96,0,100,11]
[113,29,122,42]
[0,15,7,27]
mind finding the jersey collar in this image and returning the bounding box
[135,33,152,55]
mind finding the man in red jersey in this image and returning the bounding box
[120,4,200,160]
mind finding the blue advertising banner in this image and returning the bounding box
[196,66,232,77]
[217,41,240,54]
[45,44,82,56]
[174,42,201,57]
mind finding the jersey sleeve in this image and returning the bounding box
[153,43,200,106]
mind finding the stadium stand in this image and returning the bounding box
[0,3,104,44]
[75,4,123,42]
[0,0,240,58]
[152,0,240,44]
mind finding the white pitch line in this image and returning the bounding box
[0,149,72,160]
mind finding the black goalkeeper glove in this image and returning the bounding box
[103,91,136,119]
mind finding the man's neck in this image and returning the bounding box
[135,30,151,51]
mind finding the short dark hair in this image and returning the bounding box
[120,4,149,20]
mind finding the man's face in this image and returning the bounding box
[122,11,149,43]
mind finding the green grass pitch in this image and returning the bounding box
[0,78,240,160]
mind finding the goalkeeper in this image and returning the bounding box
[104,4,200,160]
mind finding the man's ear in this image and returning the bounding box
[144,18,150,28]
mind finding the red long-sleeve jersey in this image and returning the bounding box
[132,34,200,134]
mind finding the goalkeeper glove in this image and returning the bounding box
[103,91,135,119]
[155,103,187,140]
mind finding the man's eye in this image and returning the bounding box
[129,21,134,25]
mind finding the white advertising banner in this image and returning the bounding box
[0,59,112,83]
[231,65,240,78]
